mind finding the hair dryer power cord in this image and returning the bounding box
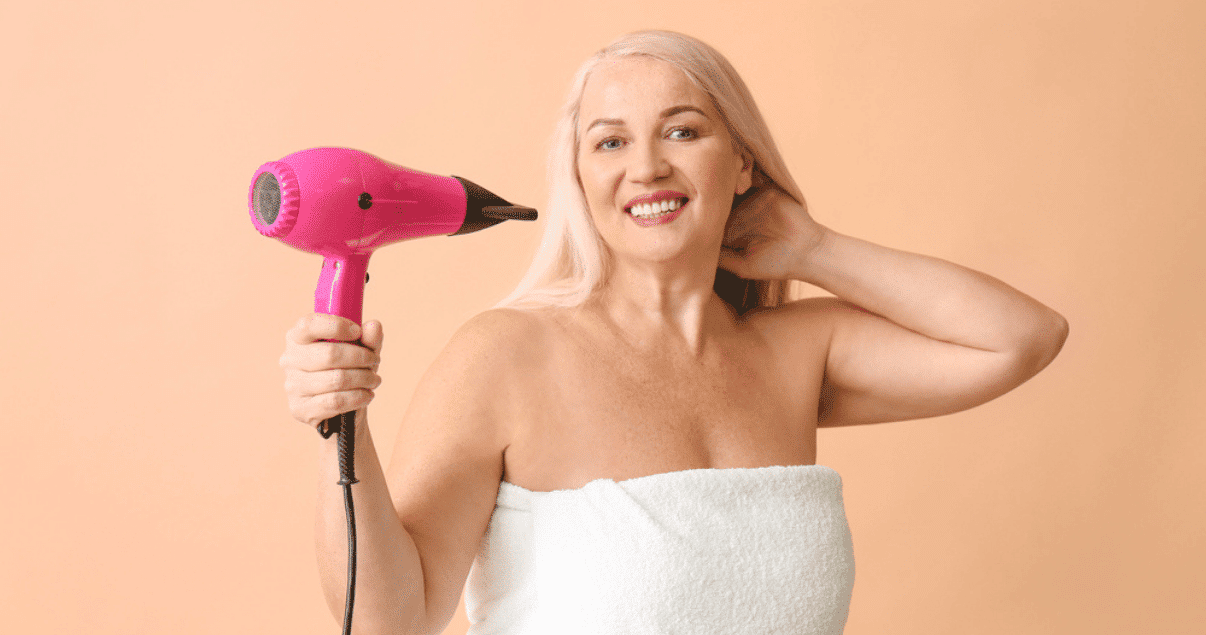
[321,411,359,635]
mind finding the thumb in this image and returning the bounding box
[360,319,385,354]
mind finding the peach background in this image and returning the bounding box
[2,0,1202,633]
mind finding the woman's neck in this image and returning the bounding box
[585,261,737,359]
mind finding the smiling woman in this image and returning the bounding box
[575,56,754,286]
[278,29,1067,635]
[495,30,806,314]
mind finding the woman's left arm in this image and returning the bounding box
[722,188,1069,426]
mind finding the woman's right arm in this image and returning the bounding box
[281,310,527,635]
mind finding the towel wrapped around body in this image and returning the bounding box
[464,464,855,634]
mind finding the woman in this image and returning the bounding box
[280,31,1068,635]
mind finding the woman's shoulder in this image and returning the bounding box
[458,305,556,339]
[444,306,558,367]
[410,308,554,435]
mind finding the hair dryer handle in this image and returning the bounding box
[314,253,370,456]
[315,254,371,325]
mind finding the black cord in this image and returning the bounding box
[341,480,356,635]
[322,410,359,635]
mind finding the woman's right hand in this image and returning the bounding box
[279,313,383,431]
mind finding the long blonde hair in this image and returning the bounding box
[493,30,806,315]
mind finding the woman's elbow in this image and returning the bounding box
[1013,308,1070,377]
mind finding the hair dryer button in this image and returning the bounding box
[358,192,373,210]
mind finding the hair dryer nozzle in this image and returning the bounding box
[452,176,538,235]
[482,205,539,221]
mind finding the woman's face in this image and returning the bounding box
[576,56,752,267]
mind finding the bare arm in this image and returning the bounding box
[383,309,536,633]
[282,316,428,634]
[801,229,1068,425]
[315,415,428,634]
[726,188,1068,425]
[283,311,522,634]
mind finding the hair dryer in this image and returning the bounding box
[248,147,536,635]
[249,146,537,435]
[250,146,537,325]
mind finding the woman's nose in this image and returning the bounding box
[627,140,671,183]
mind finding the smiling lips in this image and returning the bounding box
[624,190,689,219]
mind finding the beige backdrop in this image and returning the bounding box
[2,0,1202,633]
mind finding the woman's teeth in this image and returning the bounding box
[628,198,685,218]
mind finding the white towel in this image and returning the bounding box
[465,464,855,634]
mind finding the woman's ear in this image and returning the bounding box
[735,150,754,196]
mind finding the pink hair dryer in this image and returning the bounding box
[249,147,535,635]
[249,147,536,441]
[250,147,536,324]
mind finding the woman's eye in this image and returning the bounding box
[668,127,697,140]
[597,138,624,150]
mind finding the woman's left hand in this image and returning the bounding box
[719,187,828,281]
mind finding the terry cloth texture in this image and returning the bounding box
[464,464,855,634]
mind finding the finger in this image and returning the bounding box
[360,320,384,355]
[281,337,379,373]
[293,341,380,372]
[291,368,382,398]
[288,313,362,345]
[319,389,374,418]
[297,389,375,427]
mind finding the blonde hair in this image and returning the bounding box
[493,30,806,315]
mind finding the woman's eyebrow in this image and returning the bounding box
[584,117,624,133]
[660,104,707,119]
[584,104,709,133]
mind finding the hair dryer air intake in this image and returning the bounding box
[249,146,537,324]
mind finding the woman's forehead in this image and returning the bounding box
[579,57,712,124]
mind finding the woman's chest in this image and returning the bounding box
[501,318,826,490]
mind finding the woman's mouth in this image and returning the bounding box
[625,197,688,220]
